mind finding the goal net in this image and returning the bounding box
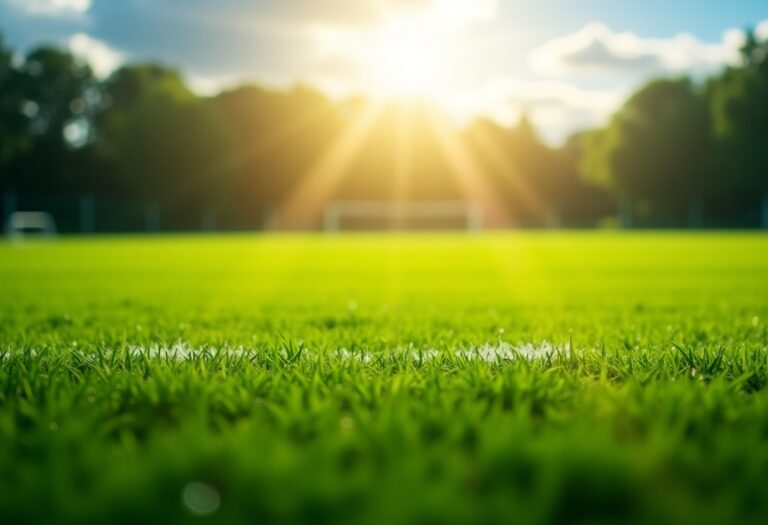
[5,212,59,240]
[324,201,483,232]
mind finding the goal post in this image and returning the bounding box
[5,211,59,240]
[324,201,483,232]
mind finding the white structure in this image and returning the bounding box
[5,212,58,240]
[324,201,483,232]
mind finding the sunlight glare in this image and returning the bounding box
[371,26,440,96]
[279,101,384,229]
[426,109,514,227]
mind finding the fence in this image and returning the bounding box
[2,190,767,235]
[0,191,265,234]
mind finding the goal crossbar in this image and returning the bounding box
[324,201,483,232]
[5,211,59,239]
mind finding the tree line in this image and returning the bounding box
[0,30,766,231]
[581,30,768,228]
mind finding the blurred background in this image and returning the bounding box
[0,0,767,233]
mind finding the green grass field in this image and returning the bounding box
[1,233,768,524]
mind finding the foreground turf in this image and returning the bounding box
[1,233,767,524]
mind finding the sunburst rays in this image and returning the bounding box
[278,101,384,230]
[276,98,547,231]
[425,107,515,229]
[464,123,549,224]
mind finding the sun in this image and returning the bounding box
[312,10,467,99]
[370,31,441,96]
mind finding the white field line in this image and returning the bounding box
[0,342,574,363]
[332,342,571,363]
[135,342,571,362]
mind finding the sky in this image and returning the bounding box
[1,0,766,144]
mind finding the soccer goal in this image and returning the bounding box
[5,212,59,240]
[323,201,483,232]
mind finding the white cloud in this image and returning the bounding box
[304,0,500,97]
[757,20,768,41]
[68,33,122,78]
[305,0,498,28]
[513,19,768,142]
[442,78,629,144]
[420,0,498,27]
[9,0,91,16]
[529,22,745,79]
[160,0,495,32]
[187,74,244,97]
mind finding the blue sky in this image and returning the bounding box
[1,0,766,142]
[502,0,766,39]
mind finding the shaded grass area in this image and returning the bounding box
[1,233,767,524]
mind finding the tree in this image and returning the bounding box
[580,78,711,226]
[547,132,614,227]
[96,64,195,168]
[8,46,98,194]
[94,64,200,203]
[105,68,236,229]
[506,114,562,224]
[213,85,342,227]
[708,29,768,225]
[102,64,192,112]
[464,115,566,226]
[0,35,28,190]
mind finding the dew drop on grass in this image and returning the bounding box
[182,482,220,516]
